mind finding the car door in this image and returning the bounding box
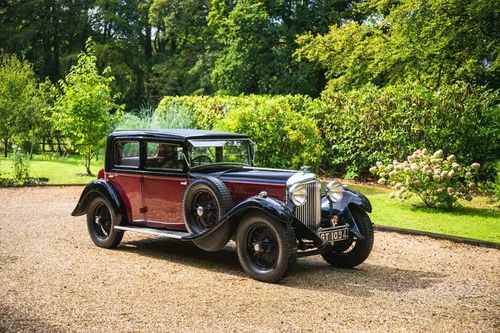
[107,139,144,224]
[142,140,188,230]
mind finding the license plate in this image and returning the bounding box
[318,226,349,242]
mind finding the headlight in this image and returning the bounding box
[289,183,307,206]
[326,180,344,203]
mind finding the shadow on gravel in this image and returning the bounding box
[284,260,445,296]
[119,238,444,295]
[119,238,243,277]
[0,303,64,333]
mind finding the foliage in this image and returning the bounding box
[370,149,480,209]
[215,100,322,171]
[495,162,500,202]
[0,54,41,157]
[296,0,499,91]
[349,183,500,243]
[311,83,499,180]
[157,94,315,128]
[11,147,30,185]
[53,39,122,176]
[156,94,321,170]
[117,103,194,130]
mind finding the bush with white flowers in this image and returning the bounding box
[370,149,480,208]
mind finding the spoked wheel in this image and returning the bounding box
[321,207,374,268]
[246,224,280,270]
[93,203,112,238]
[87,197,124,249]
[191,190,220,231]
[183,177,233,235]
[236,213,296,283]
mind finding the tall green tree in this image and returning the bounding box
[54,39,122,175]
[0,55,40,157]
[295,0,500,91]
[0,0,92,82]
[209,0,270,94]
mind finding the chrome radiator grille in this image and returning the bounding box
[292,181,321,231]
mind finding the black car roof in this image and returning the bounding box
[110,129,250,141]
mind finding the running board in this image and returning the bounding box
[114,226,191,240]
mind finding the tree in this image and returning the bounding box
[209,0,271,94]
[0,55,40,157]
[295,0,500,91]
[54,39,122,175]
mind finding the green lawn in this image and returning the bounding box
[348,183,500,243]
[1,155,498,242]
[0,155,103,185]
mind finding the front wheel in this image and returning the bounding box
[86,196,124,249]
[236,213,297,283]
[321,207,374,268]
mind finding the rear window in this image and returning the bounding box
[114,141,140,168]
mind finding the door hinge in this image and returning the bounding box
[140,207,148,213]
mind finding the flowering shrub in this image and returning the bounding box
[370,149,480,208]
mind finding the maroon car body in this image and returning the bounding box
[72,129,374,282]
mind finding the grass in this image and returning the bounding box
[348,183,500,243]
[0,154,103,185]
[0,154,498,242]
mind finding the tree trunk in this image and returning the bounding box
[86,164,92,176]
[42,139,45,153]
[3,138,7,157]
[29,140,34,160]
[144,24,152,61]
[56,136,63,156]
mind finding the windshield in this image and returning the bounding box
[188,139,252,168]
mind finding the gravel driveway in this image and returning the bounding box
[0,186,498,332]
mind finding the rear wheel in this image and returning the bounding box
[236,213,296,283]
[86,196,124,249]
[321,207,374,268]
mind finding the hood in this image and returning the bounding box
[190,166,297,185]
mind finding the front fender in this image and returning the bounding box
[183,195,293,244]
[321,188,372,219]
[71,180,127,219]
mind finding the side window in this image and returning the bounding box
[114,141,140,168]
[145,142,183,171]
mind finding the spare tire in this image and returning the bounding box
[183,176,233,235]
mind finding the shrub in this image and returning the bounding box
[156,95,321,170]
[156,95,315,130]
[12,147,30,185]
[314,83,499,180]
[117,103,193,130]
[494,161,500,202]
[215,99,322,171]
[370,149,480,209]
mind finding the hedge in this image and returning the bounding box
[155,84,499,180]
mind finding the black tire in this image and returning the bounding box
[322,207,374,268]
[236,213,297,283]
[183,176,233,235]
[86,196,124,249]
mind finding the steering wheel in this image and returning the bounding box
[192,155,213,166]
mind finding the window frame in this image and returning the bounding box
[144,140,184,172]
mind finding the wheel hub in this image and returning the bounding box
[196,206,204,216]
[253,243,263,253]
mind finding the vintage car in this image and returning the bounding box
[72,129,374,282]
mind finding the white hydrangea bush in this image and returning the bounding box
[370,149,480,208]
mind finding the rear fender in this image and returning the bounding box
[71,180,127,220]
